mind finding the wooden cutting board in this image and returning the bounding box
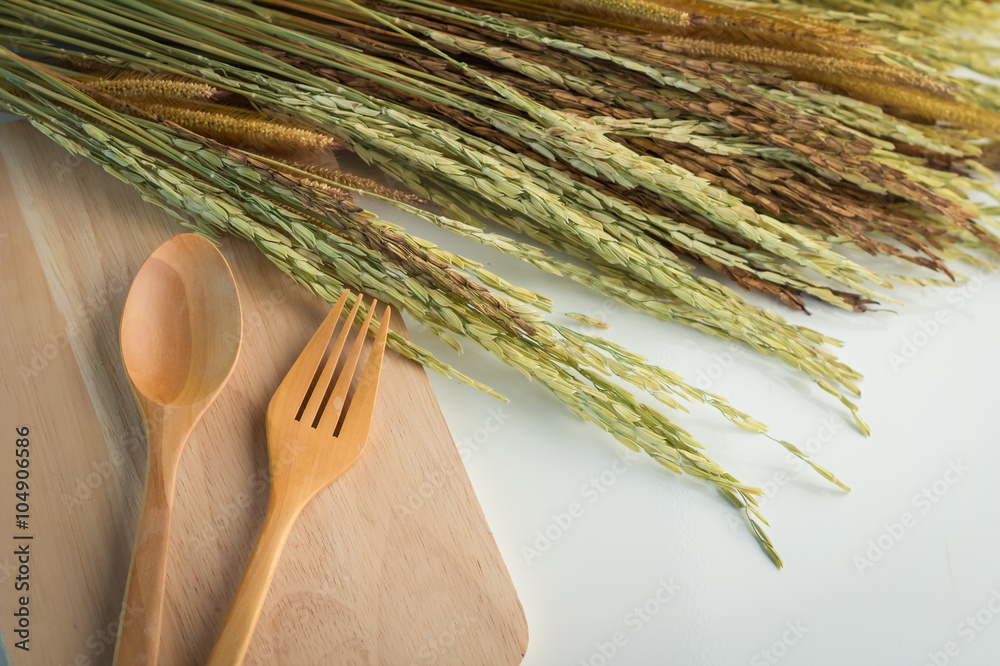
[0,120,527,666]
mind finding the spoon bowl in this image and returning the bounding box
[114,233,242,666]
[121,234,241,406]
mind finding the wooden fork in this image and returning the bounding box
[207,289,391,666]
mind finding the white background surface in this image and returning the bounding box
[360,196,1000,666]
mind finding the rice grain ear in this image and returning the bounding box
[284,161,433,207]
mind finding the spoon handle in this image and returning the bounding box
[113,422,184,666]
[207,495,300,666]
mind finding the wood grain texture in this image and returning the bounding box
[0,120,527,666]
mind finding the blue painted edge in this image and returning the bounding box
[0,628,13,666]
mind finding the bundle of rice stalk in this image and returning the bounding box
[2,0,884,421]
[0,49,814,565]
[0,0,996,564]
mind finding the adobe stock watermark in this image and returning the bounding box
[407,612,477,666]
[750,621,809,665]
[396,406,510,518]
[56,602,151,666]
[2,9,49,44]
[456,406,509,461]
[578,578,681,666]
[521,447,643,565]
[568,298,621,330]
[51,151,85,183]
[727,413,841,532]
[191,467,270,553]
[854,459,969,574]
[887,269,992,372]
[693,343,747,391]
[0,557,15,587]
[241,275,300,336]
[760,413,840,510]
[62,423,150,512]
[923,588,1000,666]
[58,617,121,666]
[18,274,131,383]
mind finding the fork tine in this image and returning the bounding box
[315,299,378,436]
[299,294,364,427]
[275,289,350,406]
[334,306,391,441]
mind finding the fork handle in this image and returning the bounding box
[207,498,300,666]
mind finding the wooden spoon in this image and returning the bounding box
[114,233,242,666]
